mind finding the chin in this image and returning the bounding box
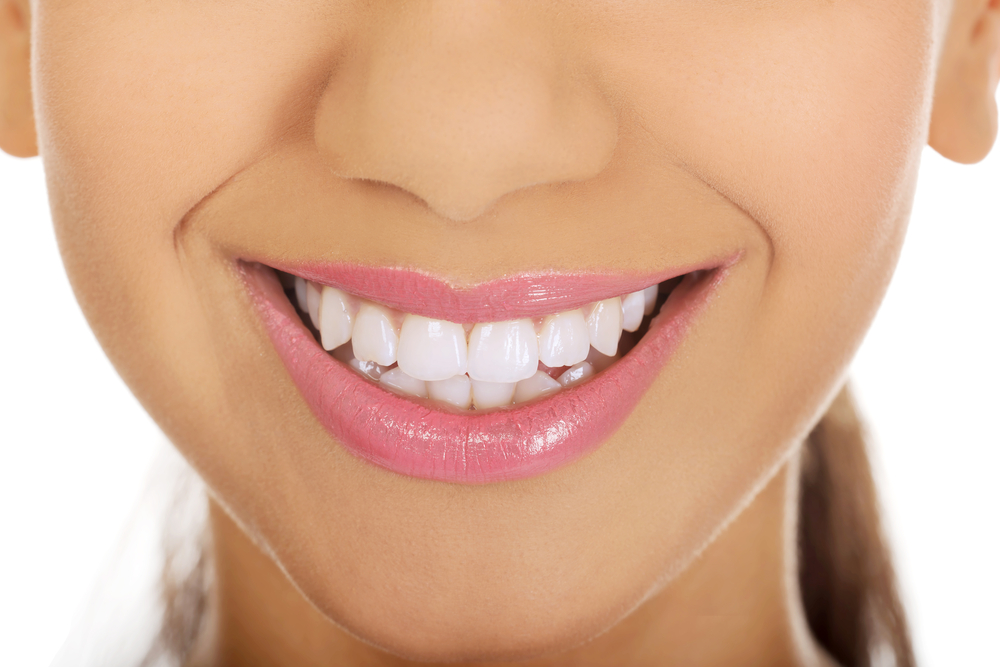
[309,576,630,663]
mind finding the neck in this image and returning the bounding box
[187,454,831,667]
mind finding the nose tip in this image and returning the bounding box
[313,5,618,221]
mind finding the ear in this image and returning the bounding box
[929,0,1000,164]
[0,0,36,158]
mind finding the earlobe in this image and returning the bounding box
[929,0,1000,164]
[0,0,37,158]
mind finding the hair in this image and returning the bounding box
[799,386,915,667]
[151,384,916,666]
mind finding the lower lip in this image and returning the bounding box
[243,264,725,484]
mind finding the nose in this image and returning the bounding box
[314,1,618,221]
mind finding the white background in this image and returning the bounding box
[1,142,998,666]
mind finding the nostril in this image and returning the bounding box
[321,176,504,223]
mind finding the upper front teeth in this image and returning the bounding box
[318,286,357,350]
[621,290,645,332]
[290,275,662,408]
[306,280,322,329]
[295,277,309,314]
[398,315,468,381]
[537,310,590,368]
[352,303,400,366]
[586,298,624,356]
[467,320,539,383]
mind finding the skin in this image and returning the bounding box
[2,0,998,665]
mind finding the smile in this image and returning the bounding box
[243,261,729,483]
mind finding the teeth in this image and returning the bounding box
[427,374,473,409]
[397,315,468,382]
[349,358,387,381]
[586,346,619,373]
[514,371,562,404]
[294,276,309,313]
[643,284,658,315]
[319,286,357,350]
[333,343,388,381]
[586,298,623,356]
[537,310,590,368]
[306,281,322,328]
[352,303,401,366]
[471,379,517,409]
[379,367,427,398]
[557,361,595,387]
[286,271,671,411]
[621,290,645,333]
[467,320,539,383]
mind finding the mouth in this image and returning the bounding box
[242,260,729,483]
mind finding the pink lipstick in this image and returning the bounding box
[243,262,728,483]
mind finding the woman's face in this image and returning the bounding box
[32,0,939,660]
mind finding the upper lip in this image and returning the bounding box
[263,259,730,322]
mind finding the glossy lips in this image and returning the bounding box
[244,263,725,483]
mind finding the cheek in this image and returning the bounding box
[31,0,340,279]
[603,1,936,410]
[31,0,346,407]
[614,1,934,277]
